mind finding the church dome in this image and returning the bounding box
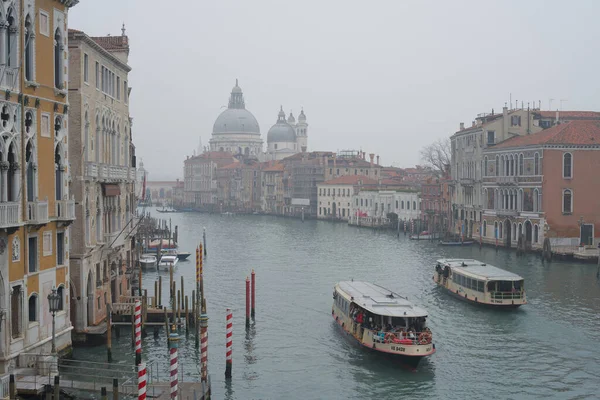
[267,107,296,143]
[298,109,306,122]
[212,80,260,135]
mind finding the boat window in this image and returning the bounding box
[514,280,523,291]
[497,281,513,292]
[466,277,472,289]
[477,280,484,292]
[487,281,496,292]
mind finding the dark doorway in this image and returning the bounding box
[581,224,593,246]
[504,219,512,248]
[331,202,337,219]
[525,221,533,244]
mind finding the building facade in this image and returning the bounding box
[0,0,78,372]
[261,162,284,214]
[480,120,600,250]
[317,176,377,220]
[183,152,235,210]
[67,28,135,336]
[350,190,421,226]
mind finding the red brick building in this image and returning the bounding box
[481,120,600,249]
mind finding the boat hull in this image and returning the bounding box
[433,275,525,308]
[439,241,474,246]
[177,252,191,261]
[331,311,434,368]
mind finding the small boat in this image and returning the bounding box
[439,240,475,246]
[332,281,435,368]
[139,254,157,269]
[158,255,178,272]
[157,208,179,213]
[409,231,439,240]
[433,258,526,307]
[176,252,191,261]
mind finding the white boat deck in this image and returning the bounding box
[337,281,428,317]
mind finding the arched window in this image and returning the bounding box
[25,15,35,81]
[534,153,540,175]
[534,225,539,243]
[28,294,38,322]
[495,155,499,176]
[401,200,404,209]
[500,155,505,176]
[494,221,498,238]
[512,223,516,240]
[54,28,63,88]
[57,286,65,311]
[413,201,417,210]
[483,220,487,237]
[563,189,572,214]
[518,154,524,175]
[483,156,488,177]
[6,8,16,67]
[533,188,539,212]
[563,153,572,178]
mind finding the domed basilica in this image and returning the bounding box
[208,80,308,161]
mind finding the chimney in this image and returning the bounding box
[492,108,494,116]
[556,109,559,123]
[333,153,337,175]
[472,121,475,127]
[459,122,465,131]
[301,146,307,153]
[376,155,380,165]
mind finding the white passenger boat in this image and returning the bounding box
[409,231,439,240]
[433,258,526,307]
[158,255,178,272]
[332,281,435,368]
[139,254,157,269]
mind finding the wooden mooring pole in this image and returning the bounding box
[158,275,162,307]
[113,378,119,400]
[251,269,256,318]
[185,296,189,334]
[107,303,113,362]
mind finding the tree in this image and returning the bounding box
[420,138,451,176]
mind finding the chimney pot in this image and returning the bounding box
[459,122,465,130]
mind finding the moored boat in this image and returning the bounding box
[176,251,191,261]
[439,240,474,246]
[332,281,435,368]
[158,255,178,272]
[139,254,157,269]
[433,258,526,307]
[409,231,439,240]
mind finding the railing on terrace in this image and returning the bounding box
[55,199,75,221]
[27,200,49,224]
[85,162,136,181]
[0,374,9,398]
[0,202,20,228]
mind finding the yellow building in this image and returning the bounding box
[0,0,78,373]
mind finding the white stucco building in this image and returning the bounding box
[350,190,421,225]
[317,175,377,220]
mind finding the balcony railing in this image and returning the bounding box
[84,162,135,182]
[55,199,76,221]
[0,202,21,228]
[104,231,125,248]
[27,201,49,225]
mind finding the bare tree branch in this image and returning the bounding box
[420,138,450,176]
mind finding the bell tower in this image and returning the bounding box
[296,108,308,151]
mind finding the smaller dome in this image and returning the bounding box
[298,109,306,122]
[267,106,296,143]
[287,111,295,124]
[231,78,242,94]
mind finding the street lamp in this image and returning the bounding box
[47,287,60,354]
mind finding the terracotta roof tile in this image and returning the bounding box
[493,120,600,149]
[537,111,600,120]
[321,175,378,185]
[90,35,129,51]
[263,162,284,172]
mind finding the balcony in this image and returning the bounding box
[459,178,475,186]
[84,162,135,182]
[55,199,76,221]
[104,231,126,248]
[27,201,49,225]
[0,202,21,228]
[496,176,516,185]
[1,67,18,89]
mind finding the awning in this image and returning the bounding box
[103,184,121,196]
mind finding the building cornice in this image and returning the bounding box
[68,31,132,73]
[60,0,79,7]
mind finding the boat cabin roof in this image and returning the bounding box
[336,281,428,318]
[159,255,178,263]
[436,258,523,282]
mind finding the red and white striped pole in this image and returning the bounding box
[225,308,232,379]
[200,310,208,382]
[137,362,147,400]
[135,300,142,365]
[169,326,179,399]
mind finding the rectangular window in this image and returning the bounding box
[95,62,99,89]
[42,231,52,256]
[117,76,120,99]
[84,54,89,83]
[11,285,22,338]
[124,81,128,103]
[487,131,495,145]
[39,11,49,36]
[28,236,38,273]
[41,113,50,138]
[57,232,65,265]
[101,66,105,91]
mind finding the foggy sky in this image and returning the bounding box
[70,0,600,180]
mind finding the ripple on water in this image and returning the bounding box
[74,212,600,400]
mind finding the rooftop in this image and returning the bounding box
[336,281,428,318]
[536,110,600,120]
[263,162,284,172]
[436,259,524,281]
[492,120,600,149]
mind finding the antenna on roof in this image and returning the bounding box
[549,98,554,110]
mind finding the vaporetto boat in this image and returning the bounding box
[433,258,526,307]
[332,281,435,368]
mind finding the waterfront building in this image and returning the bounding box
[480,119,600,250]
[209,80,262,157]
[420,179,445,233]
[317,176,377,220]
[350,190,420,227]
[0,0,78,372]
[172,180,184,209]
[266,107,309,161]
[450,107,543,239]
[183,151,235,210]
[323,152,382,182]
[145,181,179,207]
[261,162,285,214]
[67,27,136,338]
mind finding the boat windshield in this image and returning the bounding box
[487,279,525,299]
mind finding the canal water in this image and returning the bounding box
[74,210,600,399]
